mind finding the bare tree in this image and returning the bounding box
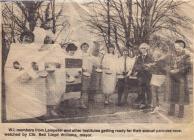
[2,0,70,63]
[15,1,44,31]
[2,0,69,43]
[85,0,193,51]
[37,0,70,42]
[2,1,43,44]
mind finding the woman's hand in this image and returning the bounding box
[144,63,155,70]
[144,63,155,68]
[170,69,179,74]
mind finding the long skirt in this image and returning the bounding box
[168,75,190,105]
[89,66,102,94]
[5,70,47,120]
[102,72,116,95]
[82,74,91,93]
[46,68,66,105]
[80,74,91,104]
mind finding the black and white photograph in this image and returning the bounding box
[1,0,194,124]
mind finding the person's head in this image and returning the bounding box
[99,49,106,58]
[174,40,186,54]
[158,44,169,54]
[139,43,150,55]
[31,62,39,71]
[152,48,162,61]
[108,44,115,54]
[13,61,21,69]
[133,48,139,56]
[61,43,66,50]
[93,41,100,47]
[44,35,54,44]
[121,47,129,57]
[66,43,78,56]
[92,41,100,56]
[44,22,51,30]
[36,19,42,27]
[20,31,34,43]
[80,42,89,53]
[128,48,135,58]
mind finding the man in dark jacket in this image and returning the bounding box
[133,43,154,109]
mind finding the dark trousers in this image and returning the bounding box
[136,83,152,105]
[117,78,128,104]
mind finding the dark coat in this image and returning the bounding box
[167,52,192,105]
[133,54,153,85]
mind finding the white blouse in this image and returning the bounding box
[116,56,136,78]
[102,53,117,73]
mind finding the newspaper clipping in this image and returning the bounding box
[0,0,194,140]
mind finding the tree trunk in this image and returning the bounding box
[143,0,151,44]
[114,26,121,55]
[126,0,132,48]
[107,0,111,50]
[52,0,56,34]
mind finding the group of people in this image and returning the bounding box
[57,36,192,119]
[78,40,192,119]
[5,29,192,121]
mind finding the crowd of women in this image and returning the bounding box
[4,29,192,121]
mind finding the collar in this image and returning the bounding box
[142,53,147,56]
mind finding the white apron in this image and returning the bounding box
[41,45,66,105]
[102,54,117,94]
[62,54,82,100]
[5,43,47,120]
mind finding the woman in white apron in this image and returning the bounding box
[79,43,93,109]
[88,42,102,100]
[42,44,66,117]
[5,31,47,121]
[60,43,82,104]
[102,45,117,105]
